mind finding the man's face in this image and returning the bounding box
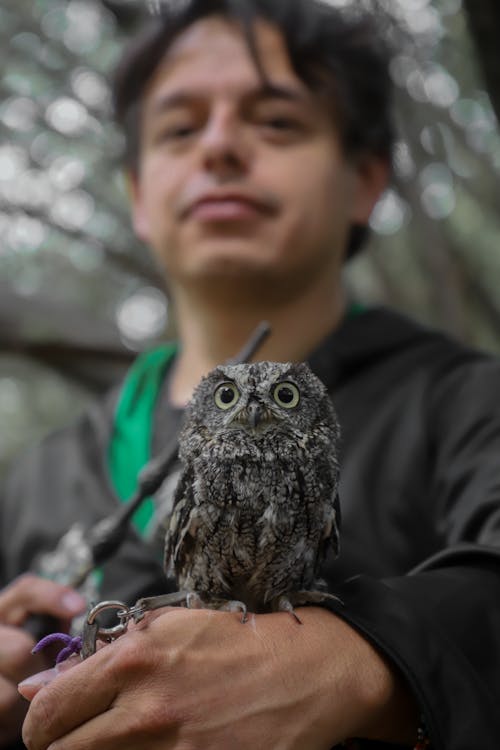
[130,17,386,299]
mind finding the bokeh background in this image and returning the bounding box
[0,0,499,474]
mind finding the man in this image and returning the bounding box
[1,0,500,747]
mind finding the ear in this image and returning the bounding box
[126,170,151,243]
[349,155,390,225]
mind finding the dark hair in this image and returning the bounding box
[113,0,395,257]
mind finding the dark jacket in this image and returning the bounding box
[2,307,500,749]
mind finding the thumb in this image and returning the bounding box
[18,656,80,701]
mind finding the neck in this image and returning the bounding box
[167,278,347,407]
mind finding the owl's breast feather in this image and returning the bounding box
[199,429,311,464]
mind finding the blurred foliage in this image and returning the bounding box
[347,0,500,352]
[0,0,499,472]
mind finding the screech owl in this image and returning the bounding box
[164,360,341,619]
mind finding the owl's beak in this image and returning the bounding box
[247,400,264,428]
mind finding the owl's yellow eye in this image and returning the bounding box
[214,382,240,410]
[273,382,300,409]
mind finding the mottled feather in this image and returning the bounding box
[164,361,341,616]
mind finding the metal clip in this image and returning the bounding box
[87,600,131,637]
[81,600,131,659]
[117,602,147,624]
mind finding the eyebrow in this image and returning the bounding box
[150,82,310,116]
[252,82,309,105]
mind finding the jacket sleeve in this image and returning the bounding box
[0,397,117,587]
[326,555,500,749]
[0,381,164,601]
[327,355,500,749]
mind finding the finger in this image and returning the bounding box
[17,667,59,703]
[0,624,54,683]
[0,624,36,677]
[0,575,86,626]
[21,650,117,749]
[18,656,81,702]
[25,703,175,750]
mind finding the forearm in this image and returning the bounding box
[295,607,419,745]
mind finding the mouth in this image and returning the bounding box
[189,198,265,222]
[181,192,279,223]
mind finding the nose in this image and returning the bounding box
[199,106,250,176]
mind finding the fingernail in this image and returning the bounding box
[60,591,86,613]
[19,667,57,689]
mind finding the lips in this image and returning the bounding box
[182,191,278,222]
[190,198,264,221]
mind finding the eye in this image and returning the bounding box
[214,382,240,410]
[273,382,300,409]
[158,124,196,143]
[258,116,304,142]
[263,117,297,130]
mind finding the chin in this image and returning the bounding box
[171,253,275,295]
[179,239,282,277]
[192,258,274,282]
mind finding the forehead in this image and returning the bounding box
[143,16,311,110]
[220,362,292,386]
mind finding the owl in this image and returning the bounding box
[164,361,341,620]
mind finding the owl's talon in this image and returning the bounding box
[186,592,204,609]
[291,590,344,608]
[218,600,248,622]
[274,595,303,623]
[183,595,249,621]
[272,590,343,621]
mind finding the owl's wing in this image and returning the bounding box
[163,468,196,574]
[328,490,341,558]
[313,489,341,576]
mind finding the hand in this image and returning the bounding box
[0,574,86,747]
[20,605,418,750]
